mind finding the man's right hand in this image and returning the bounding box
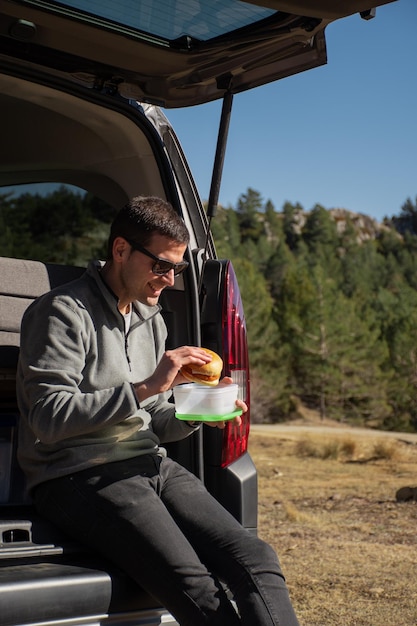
[133,346,212,403]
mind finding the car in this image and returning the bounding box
[0,1,395,625]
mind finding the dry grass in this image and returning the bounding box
[249,425,417,626]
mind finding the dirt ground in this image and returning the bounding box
[249,420,417,626]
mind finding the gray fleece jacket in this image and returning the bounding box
[17,260,198,492]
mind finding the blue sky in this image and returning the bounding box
[165,0,416,223]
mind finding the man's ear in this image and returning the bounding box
[112,236,129,262]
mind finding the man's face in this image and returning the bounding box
[120,233,187,307]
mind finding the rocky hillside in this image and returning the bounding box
[328,208,395,243]
[286,205,399,244]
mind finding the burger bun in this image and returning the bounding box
[181,348,223,387]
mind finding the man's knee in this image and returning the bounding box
[250,537,285,578]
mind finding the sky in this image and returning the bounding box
[165,0,416,223]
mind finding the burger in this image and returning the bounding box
[180,348,223,387]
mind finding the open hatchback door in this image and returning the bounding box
[0,0,396,108]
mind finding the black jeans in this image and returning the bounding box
[34,455,300,626]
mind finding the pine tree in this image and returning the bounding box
[279,261,390,423]
[236,188,264,243]
[232,258,291,422]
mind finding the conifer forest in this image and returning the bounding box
[2,186,417,432]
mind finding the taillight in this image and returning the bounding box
[221,261,250,467]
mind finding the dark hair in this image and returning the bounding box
[107,196,190,259]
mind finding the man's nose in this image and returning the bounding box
[163,269,176,286]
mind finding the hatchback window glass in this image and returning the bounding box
[0,183,116,265]
[26,0,276,42]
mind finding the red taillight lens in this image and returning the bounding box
[221,261,250,467]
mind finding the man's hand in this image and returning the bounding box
[133,346,212,404]
[201,376,247,430]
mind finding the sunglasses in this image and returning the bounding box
[125,238,189,277]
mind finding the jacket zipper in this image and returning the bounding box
[125,335,132,371]
[119,310,132,372]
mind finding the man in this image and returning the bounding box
[17,196,300,626]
